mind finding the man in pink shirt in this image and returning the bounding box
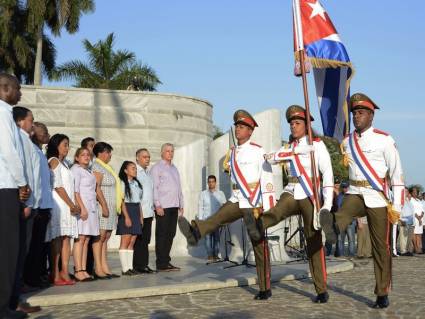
[150,143,183,271]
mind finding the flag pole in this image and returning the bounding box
[293,0,322,220]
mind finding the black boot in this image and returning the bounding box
[373,295,389,309]
[254,289,272,300]
[178,217,201,246]
[319,209,337,244]
[314,291,329,303]
[243,210,262,242]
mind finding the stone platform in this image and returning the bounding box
[24,252,353,307]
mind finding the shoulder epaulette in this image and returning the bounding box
[250,142,262,148]
[312,137,321,142]
[373,128,389,136]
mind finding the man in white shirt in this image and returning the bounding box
[24,122,53,287]
[0,73,30,319]
[11,106,42,314]
[133,148,156,274]
[198,175,226,261]
[399,188,414,256]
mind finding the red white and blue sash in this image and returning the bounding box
[230,148,261,207]
[348,132,385,193]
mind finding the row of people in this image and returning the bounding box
[0,73,186,318]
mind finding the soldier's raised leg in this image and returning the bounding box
[179,202,243,245]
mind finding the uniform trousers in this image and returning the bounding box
[0,189,20,315]
[334,194,391,296]
[155,208,178,269]
[195,201,271,292]
[133,217,153,270]
[357,223,372,258]
[259,192,327,294]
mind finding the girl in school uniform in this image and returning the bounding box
[117,161,143,275]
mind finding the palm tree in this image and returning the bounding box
[0,1,56,83]
[51,33,162,91]
[26,0,94,85]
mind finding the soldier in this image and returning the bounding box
[245,105,334,303]
[320,93,404,309]
[179,109,277,300]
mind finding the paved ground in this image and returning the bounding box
[33,255,424,319]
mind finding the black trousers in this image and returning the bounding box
[133,217,153,270]
[0,189,20,315]
[155,208,178,269]
[23,209,50,286]
[10,207,28,310]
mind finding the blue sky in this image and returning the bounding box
[45,1,425,185]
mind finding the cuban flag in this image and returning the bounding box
[293,0,354,142]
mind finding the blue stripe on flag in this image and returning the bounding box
[305,39,350,62]
[319,68,341,137]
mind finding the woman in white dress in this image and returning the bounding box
[45,134,80,285]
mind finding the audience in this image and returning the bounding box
[133,148,156,274]
[117,161,143,275]
[71,148,99,282]
[151,143,184,272]
[92,142,120,278]
[336,181,356,257]
[45,134,80,286]
[410,187,424,254]
[24,122,53,288]
[198,175,226,261]
[399,188,414,256]
[0,73,30,319]
[356,217,372,258]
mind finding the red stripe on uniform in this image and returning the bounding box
[385,215,391,293]
[353,133,384,188]
[320,247,327,284]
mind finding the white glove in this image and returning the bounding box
[294,144,314,155]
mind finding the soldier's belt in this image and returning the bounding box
[349,179,382,187]
[232,182,259,190]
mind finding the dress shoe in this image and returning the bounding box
[105,273,120,278]
[178,217,200,245]
[135,266,156,274]
[2,309,28,319]
[16,303,41,314]
[373,295,389,309]
[401,252,414,257]
[254,289,272,300]
[128,269,141,275]
[319,210,337,244]
[167,264,181,271]
[93,273,111,280]
[314,292,329,303]
[122,270,135,276]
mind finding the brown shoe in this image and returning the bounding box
[17,303,42,314]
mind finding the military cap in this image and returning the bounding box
[285,105,314,123]
[350,93,380,112]
[233,109,258,129]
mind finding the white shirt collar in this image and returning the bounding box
[0,99,13,112]
[236,139,251,149]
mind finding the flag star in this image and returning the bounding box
[308,1,327,21]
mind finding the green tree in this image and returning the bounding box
[51,33,161,90]
[26,0,94,85]
[321,136,348,183]
[212,125,224,140]
[0,1,56,83]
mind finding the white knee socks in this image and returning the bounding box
[119,249,134,272]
